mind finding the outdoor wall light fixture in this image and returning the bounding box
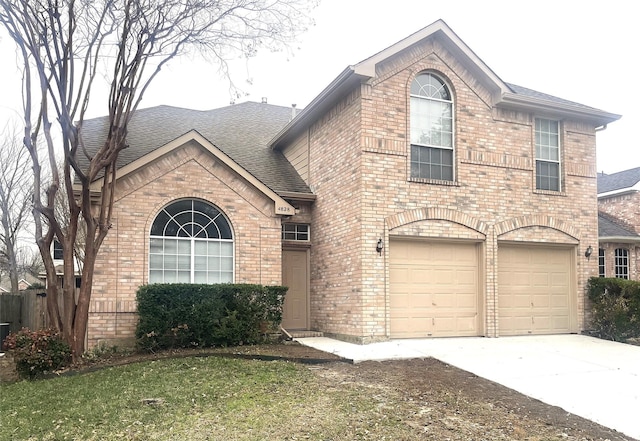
[376,238,384,255]
[585,245,593,259]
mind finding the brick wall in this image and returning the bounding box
[305,89,365,338]
[598,193,640,281]
[87,142,283,347]
[599,243,640,281]
[599,192,640,233]
[295,35,598,341]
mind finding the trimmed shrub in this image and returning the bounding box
[2,328,72,379]
[587,277,640,341]
[136,283,287,351]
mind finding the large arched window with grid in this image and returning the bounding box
[410,72,454,181]
[149,199,234,284]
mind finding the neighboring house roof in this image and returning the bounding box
[0,272,42,292]
[79,102,311,196]
[271,19,620,149]
[598,212,640,243]
[597,166,640,197]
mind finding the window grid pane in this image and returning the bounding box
[410,145,453,181]
[614,248,629,279]
[149,199,234,284]
[282,224,311,241]
[598,248,605,278]
[535,118,561,191]
[410,73,454,182]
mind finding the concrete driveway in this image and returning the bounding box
[296,334,640,440]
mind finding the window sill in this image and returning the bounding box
[409,177,459,186]
[533,189,566,197]
[282,240,311,249]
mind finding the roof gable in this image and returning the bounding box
[598,212,640,241]
[271,20,620,149]
[353,20,509,99]
[89,130,295,215]
[79,102,311,197]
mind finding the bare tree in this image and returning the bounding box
[0,0,316,358]
[0,123,34,293]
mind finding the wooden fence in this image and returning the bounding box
[0,289,49,334]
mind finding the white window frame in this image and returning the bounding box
[282,223,310,241]
[598,248,605,278]
[149,199,234,284]
[535,118,561,191]
[409,72,454,182]
[614,248,629,279]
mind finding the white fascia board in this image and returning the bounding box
[598,183,640,199]
[599,236,640,244]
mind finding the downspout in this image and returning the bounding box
[595,124,608,132]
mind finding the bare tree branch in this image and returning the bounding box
[0,0,316,358]
[0,123,34,292]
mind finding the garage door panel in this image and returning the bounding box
[532,272,550,286]
[434,269,455,284]
[499,245,573,335]
[455,294,477,309]
[551,273,569,287]
[454,317,477,333]
[455,269,477,285]
[503,271,530,287]
[551,296,569,308]
[390,267,409,280]
[551,316,570,329]
[533,295,551,308]
[390,240,480,338]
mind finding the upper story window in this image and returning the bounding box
[149,199,234,284]
[614,248,629,279]
[410,72,454,181]
[282,223,310,241]
[53,240,63,260]
[535,118,561,191]
[598,248,605,278]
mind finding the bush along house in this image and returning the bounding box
[79,19,620,347]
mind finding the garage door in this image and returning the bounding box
[390,239,480,338]
[498,244,573,335]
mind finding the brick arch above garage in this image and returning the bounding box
[494,215,580,243]
[386,207,489,237]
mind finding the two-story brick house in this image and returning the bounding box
[81,20,619,347]
[597,168,640,280]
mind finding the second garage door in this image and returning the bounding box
[390,239,480,338]
[498,244,574,335]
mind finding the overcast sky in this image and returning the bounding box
[1,0,636,173]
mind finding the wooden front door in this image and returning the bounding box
[281,249,309,330]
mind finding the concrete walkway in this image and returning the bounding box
[296,334,640,440]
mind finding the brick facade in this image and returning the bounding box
[84,20,617,346]
[599,193,640,233]
[598,192,640,280]
[87,142,284,347]
[281,34,601,341]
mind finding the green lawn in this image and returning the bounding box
[0,356,411,440]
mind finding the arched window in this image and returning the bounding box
[149,199,234,284]
[410,72,454,181]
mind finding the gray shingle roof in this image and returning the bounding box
[598,212,639,238]
[506,83,605,112]
[597,167,640,194]
[78,102,311,195]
